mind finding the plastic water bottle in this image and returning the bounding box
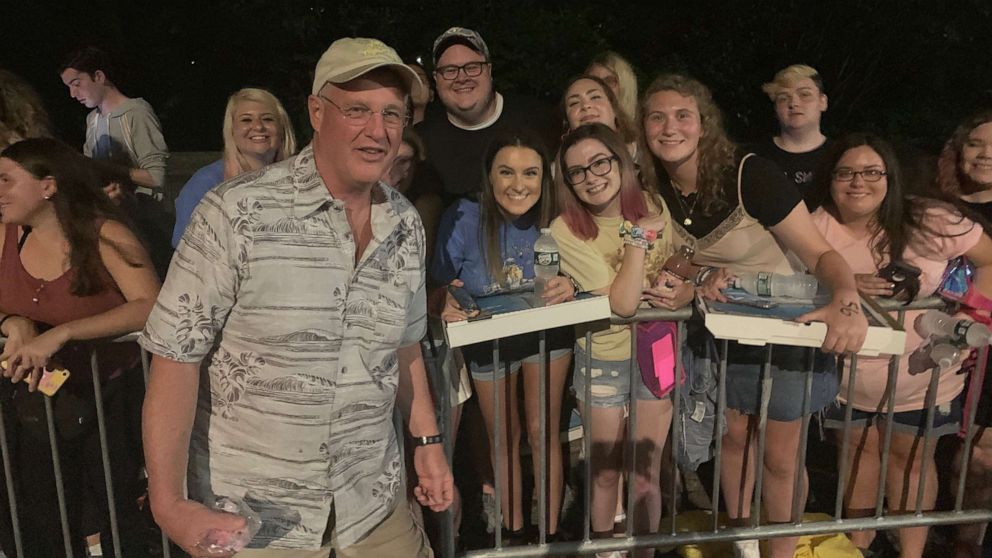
[928,342,961,370]
[733,271,818,298]
[533,228,560,305]
[196,496,262,553]
[916,310,992,348]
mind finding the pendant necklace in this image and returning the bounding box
[670,179,699,226]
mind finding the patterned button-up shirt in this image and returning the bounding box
[139,144,427,549]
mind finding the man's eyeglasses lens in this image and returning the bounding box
[436,62,488,81]
[319,95,409,128]
[567,156,617,185]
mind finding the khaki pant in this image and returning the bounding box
[236,502,432,558]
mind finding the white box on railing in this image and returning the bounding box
[444,293,611,348]
[698,290,906,356]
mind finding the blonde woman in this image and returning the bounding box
[172,87,296,246]
[585,51,638,123]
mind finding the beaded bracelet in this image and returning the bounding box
[618,220,657,250]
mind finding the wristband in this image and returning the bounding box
[412,434,444,447]
[695,266,717,286]
[618,220,656,249]
[0,314,20,336]
[560,271,583,296]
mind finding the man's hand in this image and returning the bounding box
[153,497,248,557]
[412,443,453,512]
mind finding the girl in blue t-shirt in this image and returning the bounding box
[433,131,574,541]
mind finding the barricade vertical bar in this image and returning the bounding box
[669,319,684,535]
[751,345,773,528]
[91,350,123,558]
[914,364,942,514]
[439,332,455,558]
[0,400,24,558]
[538,329,547,545]
[583,330,593,543]
[835,354,859,520]
[792,349,814,524]
[44,395,73,557]
[492,340,502,549]
[875,332,903,517]
[711,339,728,533]
[625,324,638,538]
[955,344,988,511]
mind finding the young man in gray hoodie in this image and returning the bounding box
[60,46,169,194]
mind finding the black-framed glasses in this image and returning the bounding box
[317,94,410,129]
[434,61,490,81]
[831,168,887,182]
[565,156,618,185]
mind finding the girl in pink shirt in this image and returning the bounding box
[811,133,992,558]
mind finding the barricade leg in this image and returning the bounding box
[0,397,23,558]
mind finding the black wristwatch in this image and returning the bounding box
[412,433,444,447]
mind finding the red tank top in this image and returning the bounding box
[0,223,139,380]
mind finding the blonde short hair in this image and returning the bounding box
[222,88,297,173]
[760,64,824,101]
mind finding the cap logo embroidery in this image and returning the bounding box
[360,40,389,57]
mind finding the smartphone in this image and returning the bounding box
[446,284,480,313]
[38,367,70,396]
[877,260,922,301]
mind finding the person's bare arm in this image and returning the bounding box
[144,355,245,556]
[396,342,453,511]
[770,204,867,353]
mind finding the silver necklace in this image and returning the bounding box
[670,179,699,226]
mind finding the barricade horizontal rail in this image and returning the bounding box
[447,296,992,557]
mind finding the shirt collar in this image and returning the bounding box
[290,144,406,242]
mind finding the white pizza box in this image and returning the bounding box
[698,290,906,356]
[444,293,611,348]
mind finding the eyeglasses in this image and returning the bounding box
[317,94,410,129]
[434,61,490,81]
[565,156,618,185]
[831,168,887,182]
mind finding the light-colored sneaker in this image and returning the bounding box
[733,539,760,558]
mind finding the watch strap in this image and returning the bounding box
[413,434,444,447]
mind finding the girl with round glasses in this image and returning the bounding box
[433,130,574,543]
[639,73,867,558]
[810,132,992,558]
[552,123,686,558]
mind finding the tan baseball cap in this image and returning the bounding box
[312,37,425,99]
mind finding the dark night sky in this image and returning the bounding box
[3,0,991,155]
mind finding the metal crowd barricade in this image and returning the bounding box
[0,333,171,558]
[439,297,992,558]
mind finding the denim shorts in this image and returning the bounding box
[724,343,839,422]
[464,326,573,381]
[822,396,962,437]
[572,343,661,408]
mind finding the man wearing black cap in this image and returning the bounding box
[416,26,560,206]
[141,37,451,557]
